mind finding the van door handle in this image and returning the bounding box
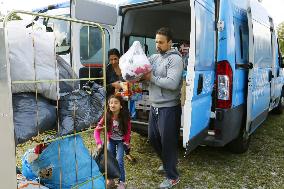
[268,70,273,82]
[236,63,253,69]
[197,74,203,95]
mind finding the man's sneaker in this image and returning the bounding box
[159,178,180,189]
[157,165,165,174]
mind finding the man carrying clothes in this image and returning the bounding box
[142,27,183,188]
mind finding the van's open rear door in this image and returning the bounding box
[74,0,117,25]
[183,0,216,153]
[71,0,118,76]
[246,0,272,134]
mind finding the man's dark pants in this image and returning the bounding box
[148,104,181,180]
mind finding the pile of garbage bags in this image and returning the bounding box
[8,21,105,145]
[12,81,105,144]
[8,20,106,189]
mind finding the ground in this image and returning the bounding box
[16,112,284,189]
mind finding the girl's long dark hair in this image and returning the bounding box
[106,95,130,135]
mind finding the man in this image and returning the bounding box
[179,41,190,70]
[142,27,183,188]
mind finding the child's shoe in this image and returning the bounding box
[106,179,115,189]
[117,181,126,189]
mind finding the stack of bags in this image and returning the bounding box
[7,20,104,144]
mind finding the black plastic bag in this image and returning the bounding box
[58,82,105,136]
[93,147,121,179]
[57,55,79,93]
[13,93,56,145]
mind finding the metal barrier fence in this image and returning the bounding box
[0,10,108,189]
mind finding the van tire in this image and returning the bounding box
[272,90,284,114]
[227,124,250,154]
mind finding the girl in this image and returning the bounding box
[106,48,136,163]
[94,95,131,189]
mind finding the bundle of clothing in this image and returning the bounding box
[119,41,152,81]
[8,20,59,101]
[8,21,105,144]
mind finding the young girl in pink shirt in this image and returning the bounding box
[94,95,131,189]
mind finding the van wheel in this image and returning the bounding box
[272,91,284,114]
[227,125,250,154]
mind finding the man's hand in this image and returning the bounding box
[142,71,152,81]
[111,81,122,89]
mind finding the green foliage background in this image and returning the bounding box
[0,13,22,22]
[278,22,284,54]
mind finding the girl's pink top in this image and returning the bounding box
[94,116,131,145]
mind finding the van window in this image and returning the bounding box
[234,19,249,64]
[253,22,273,68]
[195,2,215,70]
[80,26,110,66]
[129,36,156,56]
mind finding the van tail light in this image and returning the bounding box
[216,60,233,109]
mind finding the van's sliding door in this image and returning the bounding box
[246,0,272,133]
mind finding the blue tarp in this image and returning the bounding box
[26,135,105,189]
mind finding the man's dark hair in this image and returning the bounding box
[156,27,173,42]
[108,48,121,59]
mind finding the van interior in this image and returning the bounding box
[122,1,191,53]
[120,1,191,124]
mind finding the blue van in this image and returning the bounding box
[118,0,284,154]
[31,0,284,154]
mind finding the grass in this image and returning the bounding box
[16,112,284,189]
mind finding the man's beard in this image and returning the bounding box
[157,48,166,54]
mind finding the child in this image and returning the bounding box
[94,95,131,189]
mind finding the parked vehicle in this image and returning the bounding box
[32,0,284,154]
[117,0,284,154]
[1,0,284,188]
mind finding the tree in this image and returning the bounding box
[9,13,22,21]
[277,22,284,54]
[0,12,22,22]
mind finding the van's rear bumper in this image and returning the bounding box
[202,104,244,147]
